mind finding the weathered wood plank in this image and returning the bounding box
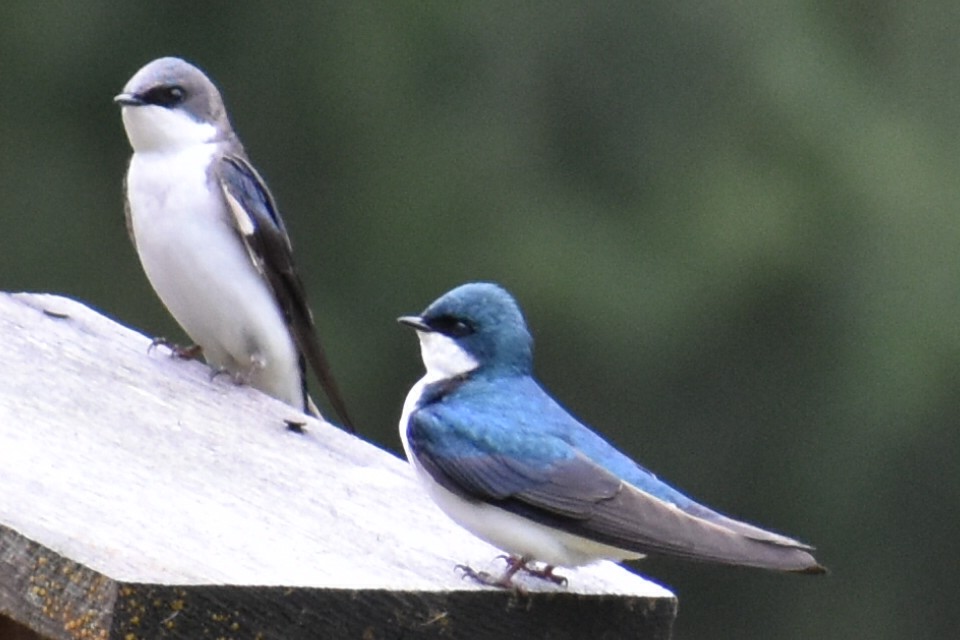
[0,292,676,639]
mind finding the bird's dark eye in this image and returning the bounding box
[429,314,474,338]
[142,85,187,107]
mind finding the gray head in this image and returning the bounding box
[399,282,534,379]
[115,57,234,151]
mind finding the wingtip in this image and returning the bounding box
[332,402,357,434]
[793,562,829,576]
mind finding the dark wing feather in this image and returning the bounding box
[216,155,354,431]
[408,402,824,573]
[122,170,138,250]
[550,463,825,572]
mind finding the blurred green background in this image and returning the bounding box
[2,2,957,638]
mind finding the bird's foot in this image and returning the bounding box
[455,559,527,594]
[517,562,568,587]
[210,366,245,385]
[220,354,266,384]
[210,353,265,386]
[456,555,540,594]
[148,337,203,361]
[490,555,568,586]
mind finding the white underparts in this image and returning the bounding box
[123,126,303,410]
[121,104,218,152]
[398,331,639,568]
[417,332,479,381]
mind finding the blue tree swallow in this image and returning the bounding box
[115,57,353,432]
[398,282,825,588]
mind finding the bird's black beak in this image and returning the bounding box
[398,315,431,332]
[114,92,145,107]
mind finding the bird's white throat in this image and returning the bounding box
[417,331,479,382]
[121,105,218,152]
[398,330,478,466]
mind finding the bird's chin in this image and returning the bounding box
[121,106,218,153]
[418,332,478,380]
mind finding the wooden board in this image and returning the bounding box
[0,292,676,639]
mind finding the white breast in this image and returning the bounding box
[125,144,302,408]
[397,336,640,568]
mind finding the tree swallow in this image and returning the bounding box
[398,282,825,588]
[115,57,353,432]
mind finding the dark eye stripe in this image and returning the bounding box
[429,314,474,338]
[142,85,186,108]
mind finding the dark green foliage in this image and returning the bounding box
[1,2,956,638]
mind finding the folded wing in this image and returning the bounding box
[409,397,824,573]
[217,155,354,431]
